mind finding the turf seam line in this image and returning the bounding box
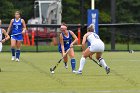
[111,69,138,87]
[20,57,66,86]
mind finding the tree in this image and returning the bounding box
[0,0,140,24]
[62,0,81,23]
[0,0,34,23]
[0,0,15,23]
[10,0,34,22]
[116,0,140,23]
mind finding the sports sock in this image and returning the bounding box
[99,58,107,69]
[16,50,20,59]
[64,62,67,66]
[78,57,86,71]
[11,48,15,56]
[71,58,76,71]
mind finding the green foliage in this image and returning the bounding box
[0,0,15,23]
[0,0,34,23]
[0,0,140,24]
[10,0,34,22]
[62,0,81,23]
[95,0,111,23]
[116,0,140,23]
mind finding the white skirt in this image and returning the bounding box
[89,41,105,52]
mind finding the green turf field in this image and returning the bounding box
[0,52,140,93]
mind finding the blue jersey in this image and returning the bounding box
[11,18,23,41]
[12,18,23,34]
[58,31,72,53]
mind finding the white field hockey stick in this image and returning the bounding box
[11,33,22,36]
[50,48,71,73]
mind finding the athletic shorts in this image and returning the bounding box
[11,34,23,41]
[58,45,70,53]
[89,42,105,52]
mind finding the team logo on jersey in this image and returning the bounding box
[64,40,69,44]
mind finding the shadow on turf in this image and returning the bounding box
[20,57,66,86]
[77,52,138,87]
[111,69,137,87]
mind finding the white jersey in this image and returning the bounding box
[0,28,2,41]
[87,32,104,52]
[87,32,103,44]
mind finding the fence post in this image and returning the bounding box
[78,24,81,45]
[127,30,130,51]
[111,0,116,51]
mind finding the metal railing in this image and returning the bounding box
[1,23,140,52]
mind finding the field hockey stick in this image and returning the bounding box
[90,57,102,67]
[50,48,71,73]
[11,33,22,36]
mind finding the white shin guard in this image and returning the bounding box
[78,57,86,71]
[99,58,107,69]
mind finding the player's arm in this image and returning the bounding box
[70,31,78,48]
[21,19,26,34]
[60,34,65,56]
[81,33,88,52]
[7,19,14,34]
[1,29,10,43]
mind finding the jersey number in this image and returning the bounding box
[15,25,18,30]
[93,34,99,39]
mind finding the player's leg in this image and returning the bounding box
[68,48,76,72]
[59,46,68,69]
[63,55,68,69]
[15,40,22,62]
[96,52,110,74]
[76,48,94,74]
[11,39,16,61]
[89,53,95,60]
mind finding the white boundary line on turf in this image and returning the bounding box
[88,90,140,93]
[2,90,140,93]
[110,59,140,62]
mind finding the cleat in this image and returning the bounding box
[51,71,55,74]
[72,70,76,73]
[105,66,110,74]
[64,62,68,69]
[11,56,15,61]
[75,70,82,74]
[64,65,68,69]
[15,58,20,62]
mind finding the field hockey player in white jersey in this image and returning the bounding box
[76,24,110,74]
